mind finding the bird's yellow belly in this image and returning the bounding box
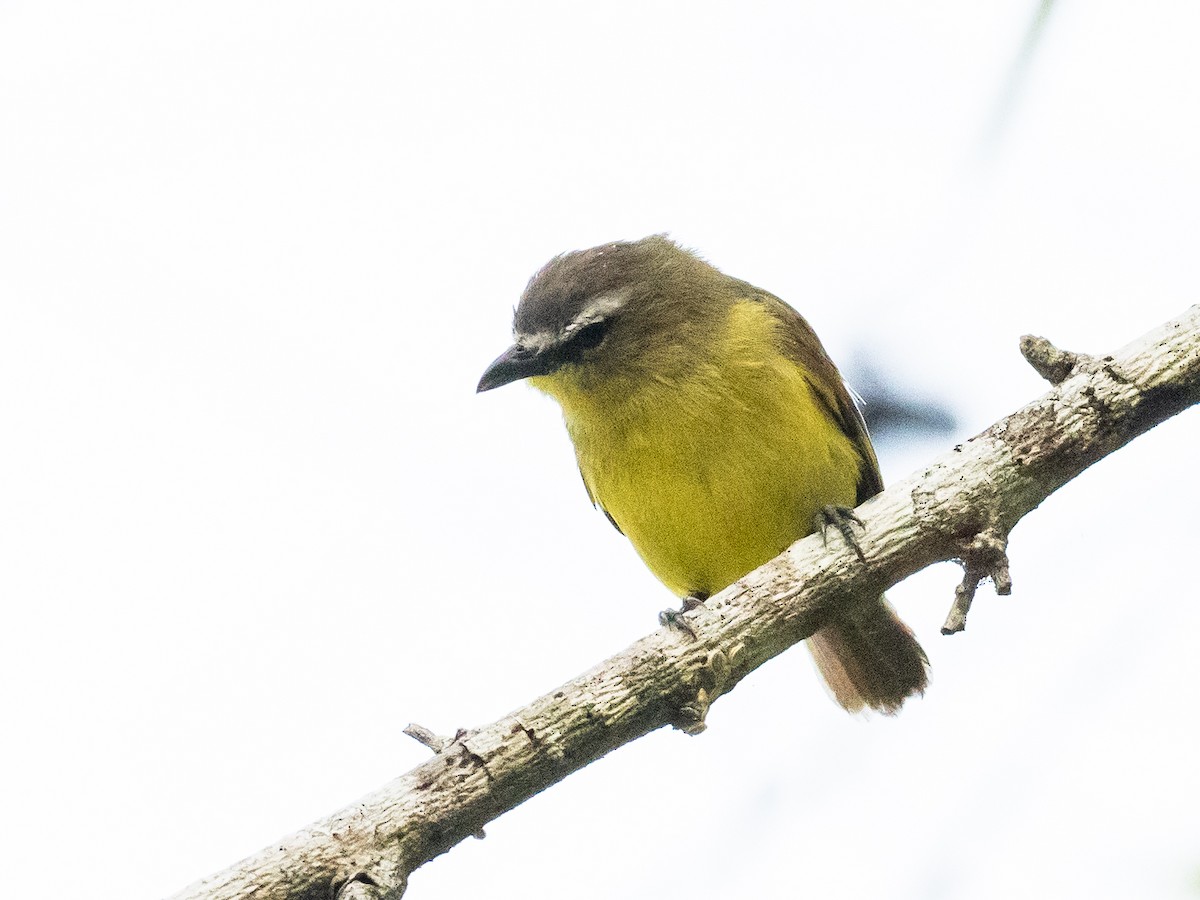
[565,346,864,598]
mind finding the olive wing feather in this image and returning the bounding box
[737,282,885,503]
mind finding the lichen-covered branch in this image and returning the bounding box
[169,306,1200,900]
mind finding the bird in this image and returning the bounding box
[477,235,928,714]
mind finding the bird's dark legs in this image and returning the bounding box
[815,505,867,562]
[659,592,709,639]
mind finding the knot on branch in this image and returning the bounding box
[1021,334,1130,387]
[331,861,407,900]
[402,726,487,839]
[1020,334,1085,384]
[672,647,736,735]
[942,526,1012,635]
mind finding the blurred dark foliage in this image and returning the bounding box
[848,361,957,444]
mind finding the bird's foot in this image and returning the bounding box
[815,505,866,562]
[658,593,708,640]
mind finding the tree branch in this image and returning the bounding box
[169,306,1200,900]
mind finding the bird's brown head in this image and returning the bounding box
[477,235,730,396]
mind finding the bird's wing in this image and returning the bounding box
[580,468,624,533]
[740,282,884,503]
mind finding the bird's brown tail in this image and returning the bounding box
[806,596,928,715]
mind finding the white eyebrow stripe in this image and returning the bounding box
[563,289,630,336]
[516,288,632,349]
[516,331,559,353]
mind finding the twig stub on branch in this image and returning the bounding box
[1021,334,1084,384]
[402,723,452,754]
[942,526,1013,635]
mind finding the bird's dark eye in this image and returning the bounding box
[572,320,609,350]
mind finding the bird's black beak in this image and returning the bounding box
[477,343,554,392]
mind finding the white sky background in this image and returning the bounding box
[2,2,1198,898]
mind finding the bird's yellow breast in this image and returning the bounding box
[531,300,865,598]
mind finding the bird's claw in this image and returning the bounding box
[816,505,866,562]
[659,593,708,640]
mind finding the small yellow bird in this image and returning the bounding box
[478,235,927,714]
